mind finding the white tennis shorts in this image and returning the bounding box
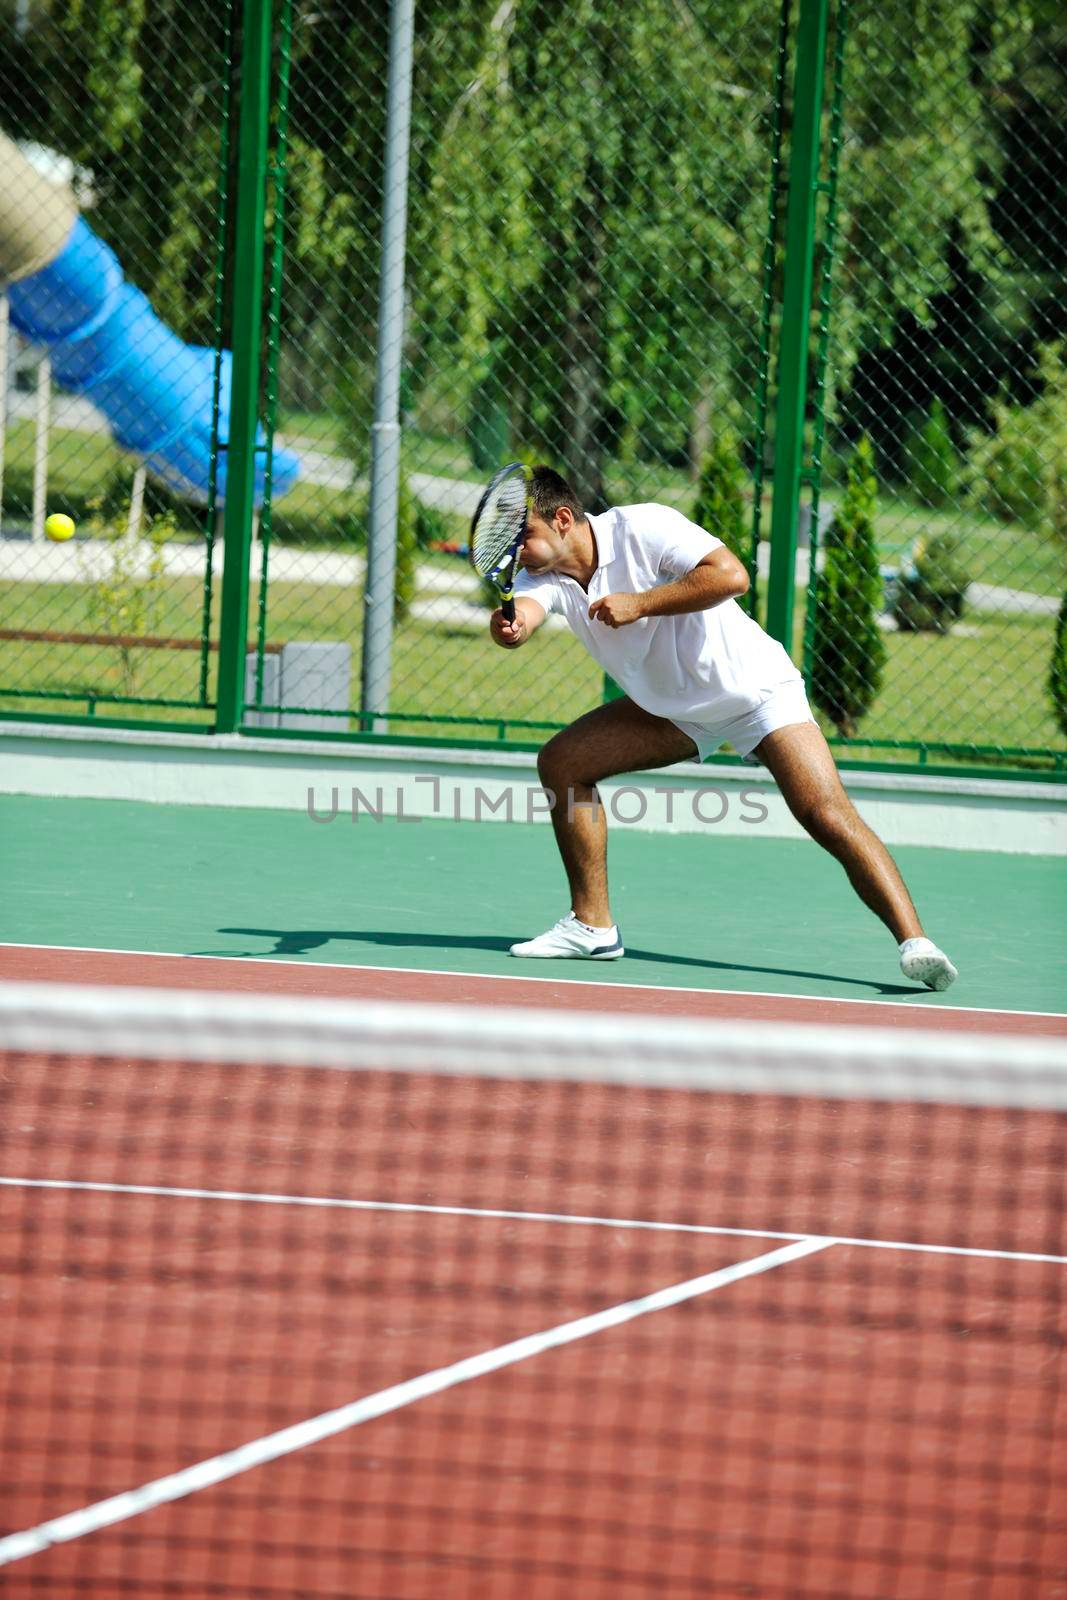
[670,677,816,763]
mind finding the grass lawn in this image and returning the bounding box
[837,615,1062,757]
[1,418,125,521]
[872,493,1065,599]
[3,408,1063,763]
[0,418,370,552]
[1,566,1062,765]
[785,588,1063,760]
[275,410,345,447]
[0,572,598,739]
[7,411,1064,594]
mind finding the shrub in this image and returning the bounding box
[356,470,419,623]
[414,500,463,550]
[467,348,510,474]
[335,357,376,482]
[905,399,959,509]
[970,343,1067,539]
[809,435,887,739]
[270,495,365,549]
[971,408,1046,529]
[692,425,751,613]
[692,427,748,553]
[892,530,971,634]
[81,503,173,695]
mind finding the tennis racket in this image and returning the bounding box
[469,461,531,622]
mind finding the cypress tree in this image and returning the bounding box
[692,425,752,613]
[810,435,887,739]
[908,399,959,509]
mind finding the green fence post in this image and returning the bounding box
[765,0,830,655]
[215,0,272,734]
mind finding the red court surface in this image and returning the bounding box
[2,1038,1065,1598]
[3,942,1066,1036]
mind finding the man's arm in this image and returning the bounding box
[490,595,547,649]
[588,548,748,629]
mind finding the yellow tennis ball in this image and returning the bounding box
[44,513,75,542]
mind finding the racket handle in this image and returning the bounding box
[501,597,516,623]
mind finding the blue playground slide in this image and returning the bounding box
[8,217,299,507]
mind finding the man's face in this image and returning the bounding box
[519,510,567,573]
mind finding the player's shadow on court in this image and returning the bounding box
[209,927,923,998]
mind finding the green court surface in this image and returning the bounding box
[2,793,1065,1013]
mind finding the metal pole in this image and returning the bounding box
[360,0,415,733]
[126,464,147,540]
[765,0,830,653]
[215,0,271,733]
[32,354,50,542]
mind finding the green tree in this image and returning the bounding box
[11,0,1063,559]
[810,436,887,739]
[692,429,747,552]
[467,345,510,474]
[970,344,1067,540]
[906,400,959,508]
[416,1,778,497]
[833,5,1026,379]
[692,426,752,612]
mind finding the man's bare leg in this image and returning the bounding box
[536,697,697,927]
[753,721,923,942]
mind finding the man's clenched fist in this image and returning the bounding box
[588,592,645,628]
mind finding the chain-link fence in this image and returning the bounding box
[1,0,1064,774]
[245,0,784,744]
[0,1,251,723]
[799,1,1066,771]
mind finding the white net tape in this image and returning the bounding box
[1,980,1065,1109]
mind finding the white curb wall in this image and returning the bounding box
[1,722,1064,854]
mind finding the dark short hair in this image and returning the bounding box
[530,465,584,524]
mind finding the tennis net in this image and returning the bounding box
[1,981,1065,1598]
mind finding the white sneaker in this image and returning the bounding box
[510,911,624,960]
[899,937,959,992]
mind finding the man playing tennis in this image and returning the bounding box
[490,465,958,991]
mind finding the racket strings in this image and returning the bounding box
[471,479,527,578]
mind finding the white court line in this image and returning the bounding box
[0,1236,828,1567]
[5,939,1064,1020]
[3,1175,1065,1267]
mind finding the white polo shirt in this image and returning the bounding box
[514,502,801,726]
